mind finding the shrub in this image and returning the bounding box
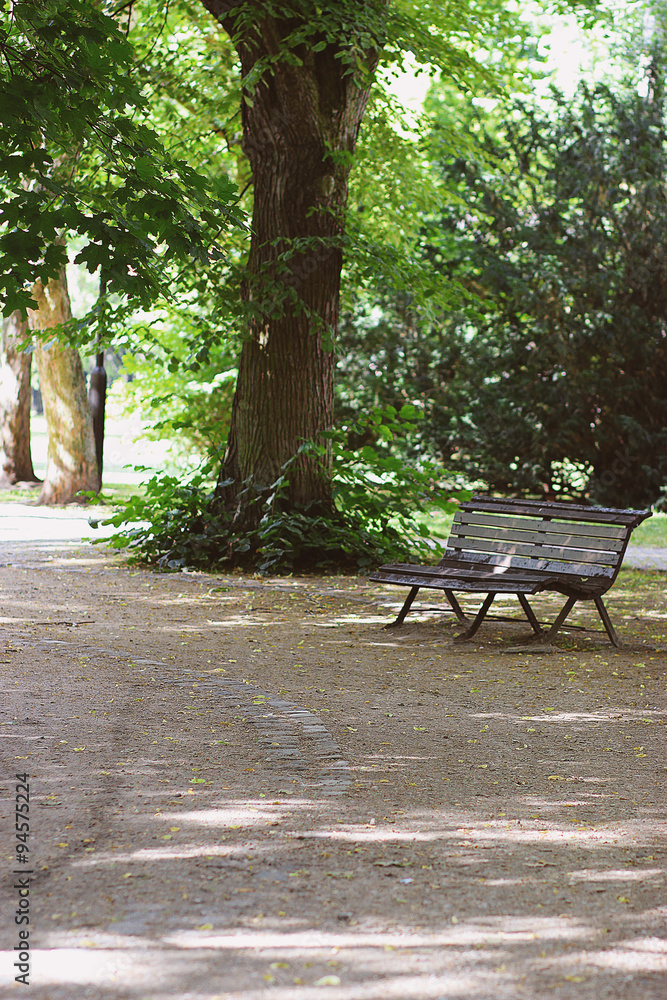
[97,406,468,573]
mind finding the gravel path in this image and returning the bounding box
[0,536,665,1000]
[620,546,667,571]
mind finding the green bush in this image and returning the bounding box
[98,406,469,573]
[337,81,667,508]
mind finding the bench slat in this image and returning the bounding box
[460,496,648,527]
[436,558,591,585]
[447,535,621,567]
[441,547,615,579]
[371,563,607,595]
[449,520,626,551]
[374,559,603,585]
[370,566,546,594]
[384,561,545,583]
[453,511,628,540]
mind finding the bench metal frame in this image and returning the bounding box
[371,496,651,647]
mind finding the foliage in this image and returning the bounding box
[98,407,468,573]
[337,72,667,509]
[441,81,667,508]
[109,299,237,462]
[632,511,667,547]
[3,0,623,563]
[117,356,235,464]
[100,0,544,484]
[0,0,240,317]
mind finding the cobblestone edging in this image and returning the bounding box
[6,636,351,796]
[178,675,351,796]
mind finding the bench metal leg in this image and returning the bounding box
[533,595,577,645]
[593,595,622,648]
[444,589,469,623]
[517,595,544,636]
[454,592,496,641]
[385,586,420,629]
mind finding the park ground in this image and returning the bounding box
[0,513,665,1000]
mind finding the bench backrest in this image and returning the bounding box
[442,495,650,586]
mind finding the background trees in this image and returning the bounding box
[91,0,533,568]
[199,1,381,522]
[446,81,667,508]
[336,71,667,510]
[2,1,666,565]
[189,0,531,528]
[0,0,239,502]
[28,266,100,503]
[0,0,237,315]
[0,310,37,485]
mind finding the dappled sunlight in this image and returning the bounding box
[17,946,169,988]
[7,775,665,998]
[212,972,492,999]
[164,914,598,950]
[567,869,663,883]
[0,593,94,620]
[49,779,666,889]
[364,639,446,648]
[25,906,663,998]
[542,937,667,972]
[10,940,493,1000]
[2,521,664,999]
[74,842,261,865]
[156,803,292,826]
[310,615,391,628]
[293,819,665,848]
[364,754,432,763]
[518,710,666,724]
[469,709,667,724]
[202,616,292,628]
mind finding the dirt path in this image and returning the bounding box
[0,539,666,999]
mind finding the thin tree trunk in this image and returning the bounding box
[28,269,100,504]
[0,311,39,485]
[202,3,379,526]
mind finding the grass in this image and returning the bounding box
[0,410,171,508]
[0,483,43,503]
[631,512,667,547]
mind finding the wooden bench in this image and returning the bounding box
[371,495,651,646]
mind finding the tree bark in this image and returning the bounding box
[201,2,380,524]
[0,311,39,485]
[28,269,100,504]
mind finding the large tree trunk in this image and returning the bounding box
[0,311,39,485]
[28,269,100,504]
[202,2,379,525]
